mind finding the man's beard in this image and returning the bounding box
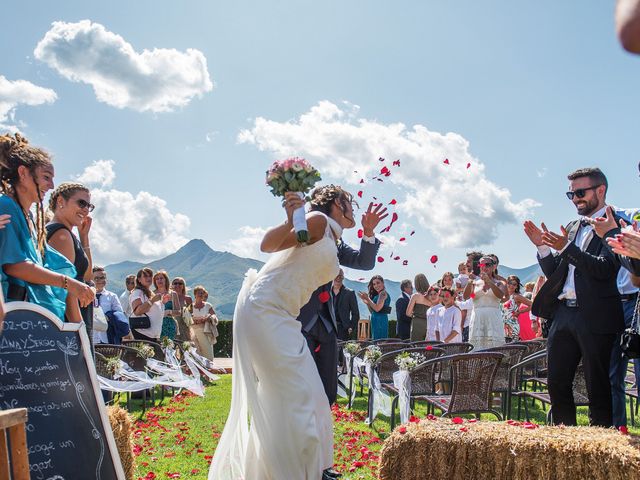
[575,196,599,216]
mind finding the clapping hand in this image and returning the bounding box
[592,206,618,238]
[523,221,544,246]
[361,202,388,237]
[541,224,569,251]
[607,225,640,259]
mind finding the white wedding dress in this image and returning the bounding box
[209,214,341,480]
[468,280,504,350]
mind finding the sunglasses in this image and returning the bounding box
[508,282,518,286]
[172,282,184,286]
[75,199,95,212]
[565,185,601,200]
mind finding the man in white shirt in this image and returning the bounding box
[426,287,443,342]
[436,287,462,343]
[92,267,126,344]
[524,167,623,427]
[119,274,136,319]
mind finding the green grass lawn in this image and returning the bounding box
[124,376,639,480]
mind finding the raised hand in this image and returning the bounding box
[523,220,544,246]
[361,202,388,236]
[541,224,569,251]
[78,215,92,243]
[592,206,618,238]
[283,191,305,223]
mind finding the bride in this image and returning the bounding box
[209,186,358,480]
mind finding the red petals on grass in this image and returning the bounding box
[318,291,330,303]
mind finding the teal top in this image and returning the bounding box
[0,194,76,320]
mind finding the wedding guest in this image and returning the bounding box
[191,285,218,360]
[395,279,413,340]
[440,271,455,289]
[153,270,179,341]
[465,251,484,277]
[435,287,462,343]
[331,269,359,342]
[501,275,533,342]
[171,276,193,342]
[358,275,390,340]
[464,255,506,349]
[406,273,430,341]
[130,267,165,341]
[120,274,136,318]
[523,282,535,300]
[425,286,442,341]
[456,262,469,288]
[525,167,623,427]
[46,182,95,335]
[92,266,128,344]
[455,287,474,342]
[0,133,93,321]
[529,275,547,338]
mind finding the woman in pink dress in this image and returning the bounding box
[502,275,533,341]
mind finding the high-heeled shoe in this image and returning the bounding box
[322,468,343,479]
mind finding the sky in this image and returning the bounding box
[1,1,639,282]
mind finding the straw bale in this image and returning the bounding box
[107,405,135,480]
[379,418,640,480]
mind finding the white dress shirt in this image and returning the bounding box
[120,289,134,318]
[93,288,124,344]
[537,205,607,301]
[436,305,462,343]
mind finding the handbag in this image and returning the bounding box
[93,306,109,332]
[129,314,151,330]
[621,295,640,359]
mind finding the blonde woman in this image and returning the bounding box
[191,285,218,359]
[171,276,193,342]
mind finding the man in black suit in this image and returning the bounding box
[524,167,623,427]
[395,279,413,340]
[298,187,384,405]
[332,269,360,342]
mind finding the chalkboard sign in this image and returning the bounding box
[0,302,125,480]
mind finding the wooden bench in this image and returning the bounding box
[0,408,30,480]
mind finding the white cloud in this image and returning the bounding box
[239,101,540,247]
[222,226,268,260]
[74,159,115,187]
[73,162,191,264]
[0,75,57,131]
[34,20,213,113]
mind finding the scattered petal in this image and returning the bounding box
[430,255,438,264]
[391,212,398,223]
[377,256,385,263]
[314,344,321,353]
[452,417,464,424]
[359,179,364,184]
[399,237,406,242]
[318,291,330,303]
[443,158,450,165]
[378,157,385,162]
[397,426,407,434]
[389,199,397,205]
[392,159,401,167]
[394,256,400,261]
[402,260,408,266]
[410,230,415,236]
[466,162,471,169]
[357,191,363,198]
[357,229,363,238]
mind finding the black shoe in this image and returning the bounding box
[322,468,343,479]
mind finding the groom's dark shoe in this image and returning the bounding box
[322,468,342,479]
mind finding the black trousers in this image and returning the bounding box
[303,320,338,405]
[547,304,615,427]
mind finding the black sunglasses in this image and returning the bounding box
[76,199,96,212]
[565,185,601,200]
[172,282,184,286]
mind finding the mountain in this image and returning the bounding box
[105,239,541,320]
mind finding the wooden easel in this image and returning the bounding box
[0,408,30,479]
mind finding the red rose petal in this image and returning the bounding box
[397,426,407,434]
[357,229,363,238]
[357,191,363,198]
[619,426,629,435]
[318,291,330,303]
[443,159,450,165]
[314,344,321,353]
[470,293,476,299]
[460,427,468,432]
[452,417,464,424]
[426,345,433,350]
[389,199,397,205]
[409,416,420,423]
[380,166,390,175]
[430,255,438,264]
[402,260,408,266]
[379,157,385,162]
[393,160,401,166]
[359,179,364,184]
[399,237,406,241]
[391,212,398,223]
[394,256,400,261]
[377,256,385,262]
[466,162,471,169]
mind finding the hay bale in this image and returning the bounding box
[107,406,135,480]
[379,418,640,480]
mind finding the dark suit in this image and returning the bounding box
[395,292,412,340]
[298,238,380,404]
[333,285,359,341]
[532,219,623,427]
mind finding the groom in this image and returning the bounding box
[298,186,385,405]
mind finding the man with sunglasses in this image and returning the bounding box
[524,167,623,427]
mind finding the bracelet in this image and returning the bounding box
[82,245,91,250]
[61,275,68,290]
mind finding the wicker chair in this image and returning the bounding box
[372,338,409,344]
[506,350,547,419]
[480,344,527,417]
[357,343,407,396]
[346,342,376,408]
[94,344,124,360]
[409,341,443,348]
[420,352,505,420]
[123,339,165,361]
[433,342,474,391]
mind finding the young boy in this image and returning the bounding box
[436,287,462,343]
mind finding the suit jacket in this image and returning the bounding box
[332,286,359,333]
[531,219,624,335]
[298,237,381,332]
[395,292,412,336]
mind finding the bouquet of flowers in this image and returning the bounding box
[364,345,382,364]
[161,336,175,350]
[394,351,427,371]
[266,157,322,243]
[105,356,122,377]
[182,341,195,353]
[343,341,360,356]
[136,344,155,360]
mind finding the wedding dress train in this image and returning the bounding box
[209,215,341,480]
